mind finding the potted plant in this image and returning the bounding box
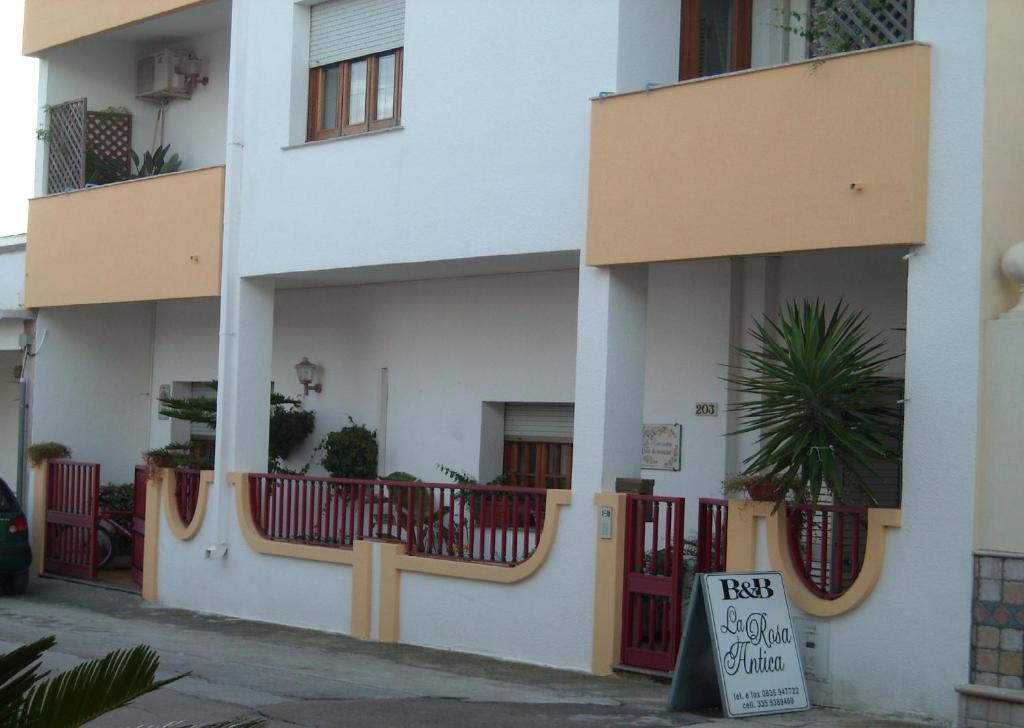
[722,473,798,502]
[725,299,903,506]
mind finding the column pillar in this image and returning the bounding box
[572,264,648,494]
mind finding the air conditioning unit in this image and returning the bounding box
[136,49,193,101]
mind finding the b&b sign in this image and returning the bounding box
[668,571,809,718]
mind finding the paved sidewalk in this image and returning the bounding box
[0,577,936,727]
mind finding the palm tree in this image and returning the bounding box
[0,635,265,728]
[725,299,904,505]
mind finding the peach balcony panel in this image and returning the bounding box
[586,43,931,266]
[23,0,214,56]
[25,167,224,307]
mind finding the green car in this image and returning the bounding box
[0,479,31,594]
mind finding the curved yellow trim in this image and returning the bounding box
[378,489,572,644]
[228,471,359,566]
[388,489,572,582]
[162,468,212,541]
[725,499,902,617]
[765,506,902,617]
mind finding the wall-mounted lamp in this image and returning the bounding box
[295,357,321,395]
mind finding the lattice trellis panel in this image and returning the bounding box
[86,110,132,183]
[45,99,87,195]
[808,0,914,58]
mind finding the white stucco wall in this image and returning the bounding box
[230,0,620,277]
[616,0,680,91]
[30,303,154,484]
[272,270,579,482]
[148,297,221,448]
[0,240,26,311]
[0,351,24,490]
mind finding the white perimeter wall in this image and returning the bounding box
[231,0,621,276]
[160,270,585,658]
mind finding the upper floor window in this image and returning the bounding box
[307,0,405,141]
[679,0,752,81]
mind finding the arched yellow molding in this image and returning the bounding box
[227,472,371,638]
[378,489,572,643]
[725,499,902,617]
[161,468,212,541]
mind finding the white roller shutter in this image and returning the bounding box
[504,403,574,441]
[309,0,405,67]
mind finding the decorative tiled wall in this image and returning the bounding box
[973,553,1024,689]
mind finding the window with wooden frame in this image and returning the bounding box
[679,0,752,80]
[503,440,573,490]
[502,403,574,490]
[308,49,403,141]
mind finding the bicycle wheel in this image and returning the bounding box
[97,528,114,569]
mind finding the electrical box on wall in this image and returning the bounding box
[792,617,830,682]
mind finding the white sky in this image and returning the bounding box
[0,2,40,238]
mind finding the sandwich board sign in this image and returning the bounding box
[667,571,809,718]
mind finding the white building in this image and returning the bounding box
[17,2,1024,726]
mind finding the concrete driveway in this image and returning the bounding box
[0,577,930,727]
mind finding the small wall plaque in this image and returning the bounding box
[642,423,682,471]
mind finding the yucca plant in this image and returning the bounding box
[726,300,903,506]
[0,635,264,728]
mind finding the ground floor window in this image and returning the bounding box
[502,403,574,489]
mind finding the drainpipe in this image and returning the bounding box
[15,378,27,504]
[209,0,251,557]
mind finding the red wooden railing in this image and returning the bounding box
[788,503,869,600]
[247,474,548,566]
[696,498,729,573]
[44,460,100,579]
[173,468,201,527]
[620,495,686,672]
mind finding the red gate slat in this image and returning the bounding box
[620,494,685,673]
[44,460,101,580]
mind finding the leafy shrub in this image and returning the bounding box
[28,442,70,467]
[383,471,419,482]
[321,419,377,479]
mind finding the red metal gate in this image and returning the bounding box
[131,466,147,587]
[44,460,100,579]
[620,494,685,672]
[696,498,729,573]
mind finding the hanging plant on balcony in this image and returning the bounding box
[725,299,903,506]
